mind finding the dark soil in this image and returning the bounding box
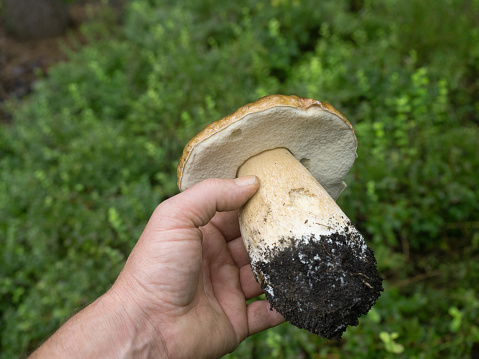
[0,4,89,103]
[0,1,118,123]
[253,228,383,340]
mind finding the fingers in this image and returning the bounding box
[209,210,241,242]
[225,235,263,299]
[202,223,262,299]
[150,176,259,231]
[227,236,263,299]
[240,265,263,299]
[227,236,250,267]
[247,300,285,336]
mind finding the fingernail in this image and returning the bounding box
[234,175,258,187]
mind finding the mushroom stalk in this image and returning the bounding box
[238,147,353,260]
[237,147,383,340]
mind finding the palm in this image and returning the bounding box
[117,180,284,358]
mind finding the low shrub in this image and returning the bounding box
[1,0,478,357]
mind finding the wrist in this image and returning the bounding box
[30,289,168,359]
[101,288,168,359]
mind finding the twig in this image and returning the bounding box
[392,270,442,288]
[401,235,410,262]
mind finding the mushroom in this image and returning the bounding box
[177,95,383,340]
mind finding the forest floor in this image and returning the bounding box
[0,2,113,122]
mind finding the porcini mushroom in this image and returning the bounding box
[177,95,383,340]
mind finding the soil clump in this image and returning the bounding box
[254,230,383,340]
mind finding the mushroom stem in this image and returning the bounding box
[238,147,352,260]
[237,147,383,340]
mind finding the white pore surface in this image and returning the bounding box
[179,106,357,200]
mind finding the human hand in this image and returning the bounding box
[110,176,284,358]
[31,177,284,359]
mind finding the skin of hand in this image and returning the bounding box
[30,176,285,359]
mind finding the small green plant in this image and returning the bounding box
[379,331,405,354]
[448,306,463,333]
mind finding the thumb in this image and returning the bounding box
[150,176,259,231]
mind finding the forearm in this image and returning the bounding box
[30,291,167,359]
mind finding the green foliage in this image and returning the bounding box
[1,0,478,357]
[379,331,405,354]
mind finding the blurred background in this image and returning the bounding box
[0,0,478,357]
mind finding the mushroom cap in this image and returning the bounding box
[177,94,357,200]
